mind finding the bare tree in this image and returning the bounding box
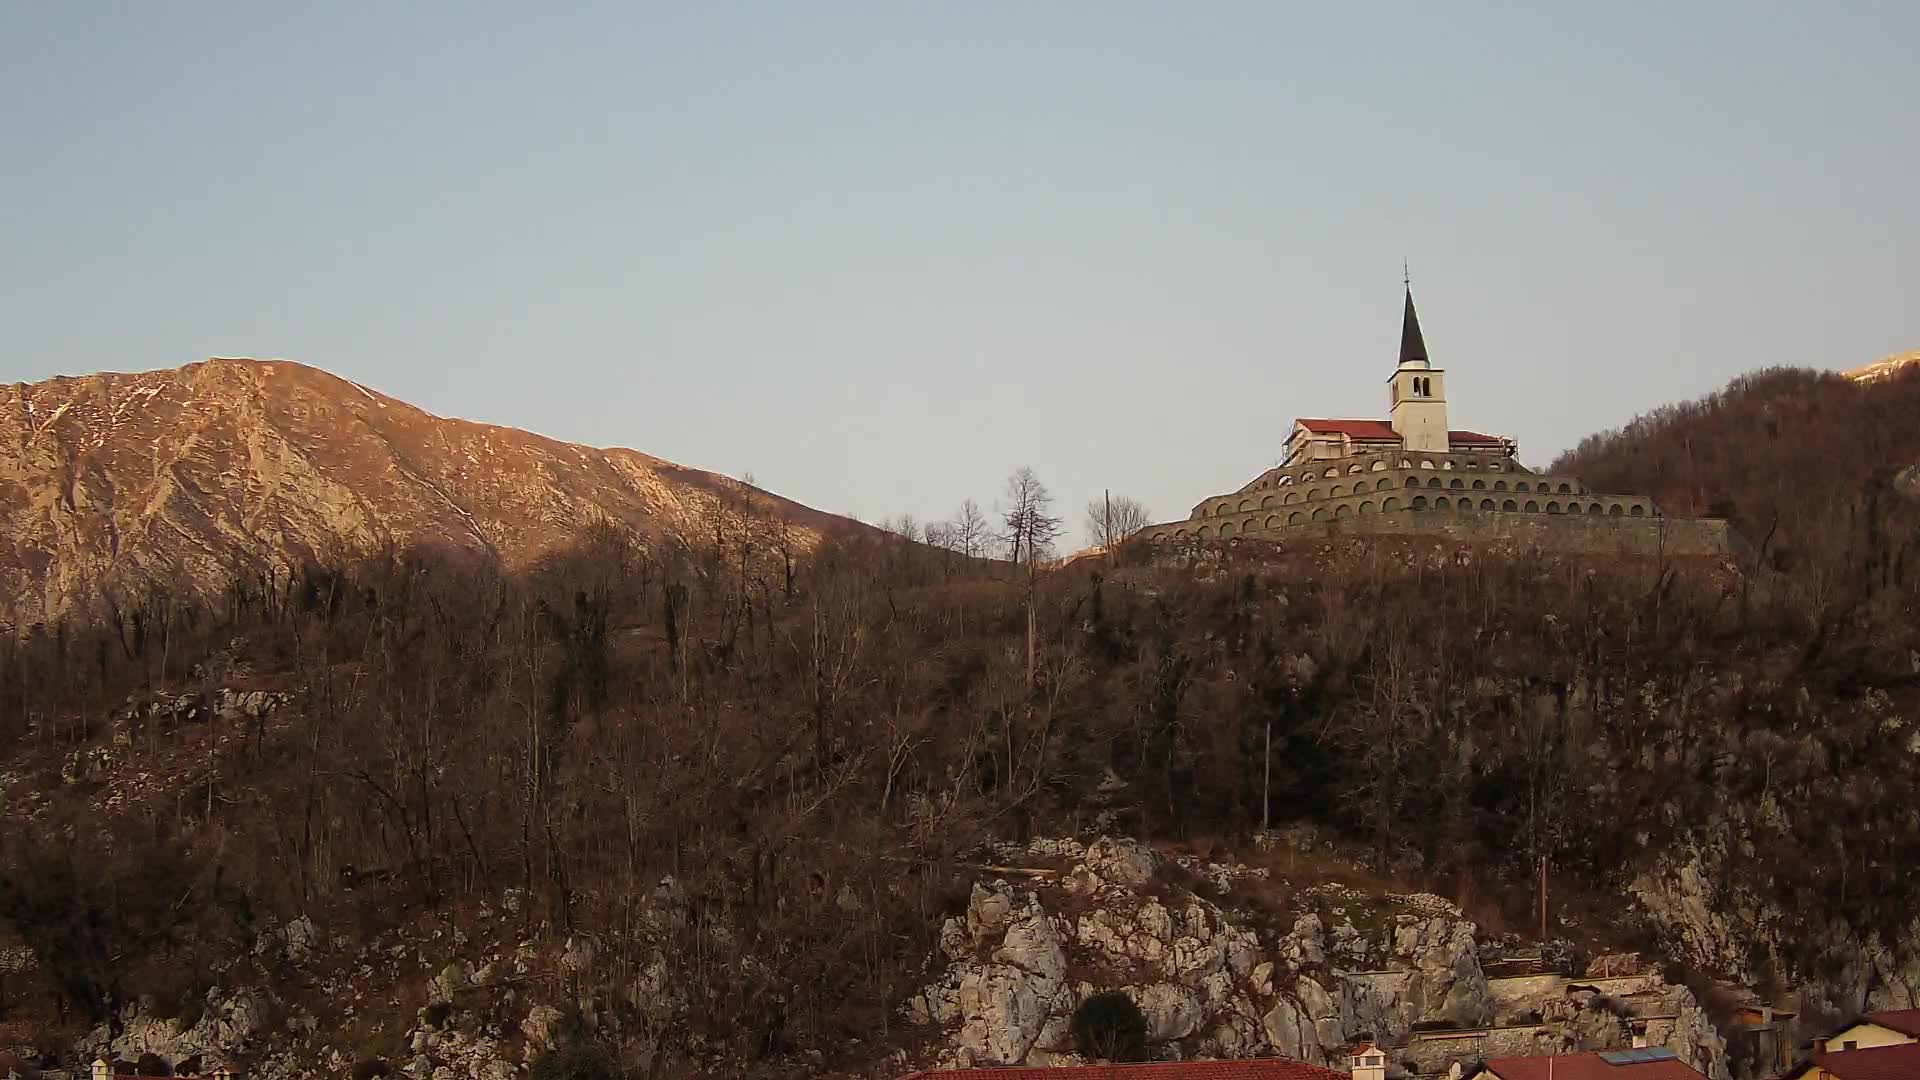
[953,499,990,559]
[1084,493,1152,550]
[999,468,1061,567]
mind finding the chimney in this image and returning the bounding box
[1350,1042,1388,1080]
[92,1060,113,1080]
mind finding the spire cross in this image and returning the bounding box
[1403,259,1411,289]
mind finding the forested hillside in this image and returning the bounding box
[1555,365,1920,574]
[1,367,1918,1078]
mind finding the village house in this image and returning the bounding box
[898,1050,1359,1079]
[88,1060,239,1080]
[1782,1041,1920,1080]
[1723,1002,1797,1076]
[1810,1009,1920,1054]
[1458,1048,1709,1080]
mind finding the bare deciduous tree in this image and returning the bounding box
[953,498,990,559]
[1084,494,1152,550]
[999,468,1061,567]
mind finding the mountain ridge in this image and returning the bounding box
[1,357,859,628]
[1843,348,1920,383]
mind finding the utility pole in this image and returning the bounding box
[1104,489,1112,566]
[1539,855,1549,944]
[1261,714,1272,833]
[1025,547,1037,691]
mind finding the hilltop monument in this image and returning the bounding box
[1137,283,1737,556]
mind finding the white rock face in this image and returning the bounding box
[1392,917,1491,1027]
[908,835,1729,1076]
[910,880,1077,1065]
[1134,983,1203,1041]
[85,988,269,1071]
[1261,994,1312,1060]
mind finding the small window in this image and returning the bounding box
[1844,1041,1859,1051]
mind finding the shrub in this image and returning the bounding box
[134,1053,170,1076]
[1071,991,1148,1063]
[350,1060,392,1080]
[530,1042,618,1080]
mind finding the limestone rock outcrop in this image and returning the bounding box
[908,836,1729,1078]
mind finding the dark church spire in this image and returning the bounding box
[1398,280,1429,369]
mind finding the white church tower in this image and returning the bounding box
[1387,284,1449,453]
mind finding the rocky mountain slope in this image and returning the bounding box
[1844,349,1920,384]
[3,361,1918,1080]
[0,358,857,629]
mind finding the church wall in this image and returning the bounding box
[1144,508,1739,558]
[1180,467,1628,529]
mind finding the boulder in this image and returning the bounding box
[954,966,1054,1065]
[1261,995,1312,1060]
[994,910,1067,988]
[1080,837,1162,888]
[521,1005,564,1050]
[560,937,596,975]
[966,882,1018,944]
[430,961,475,1005]
[1132,983,1203,1041]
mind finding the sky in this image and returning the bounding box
[4,2,1917,546]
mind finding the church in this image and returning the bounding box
[1135,286,1736,556]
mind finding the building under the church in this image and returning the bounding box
[1136,287,1737,556]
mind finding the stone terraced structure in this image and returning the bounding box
[1137,285,1735,557]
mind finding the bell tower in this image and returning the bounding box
[1388,282,1449,453]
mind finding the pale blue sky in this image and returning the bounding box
[4,3,1915,543]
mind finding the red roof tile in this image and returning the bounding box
[1296,418,1400,440]
[1480,1051,1707,1080]
[899,1058,1346,1080]
[1863,1008,1920,1037]
[1293,419,1507,447]
[1807,1042,1920,1079]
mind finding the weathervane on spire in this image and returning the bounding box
[1403,258,1411,289]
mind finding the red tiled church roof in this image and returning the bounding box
[1478,1051,1707,1080]
[1293,418,1507,446]
[1803,1042,1920,1079]
[899,1058,1346,1080]
[1296,418,1399,440]
[1863,1008,1920,1037]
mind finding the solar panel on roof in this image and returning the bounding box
[1599,1048,1678,1065]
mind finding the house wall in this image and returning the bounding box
[1401,1023,1568,1075]
[1824,1021,1914,1052]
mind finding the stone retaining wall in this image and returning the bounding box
[1145,509,1740,558]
